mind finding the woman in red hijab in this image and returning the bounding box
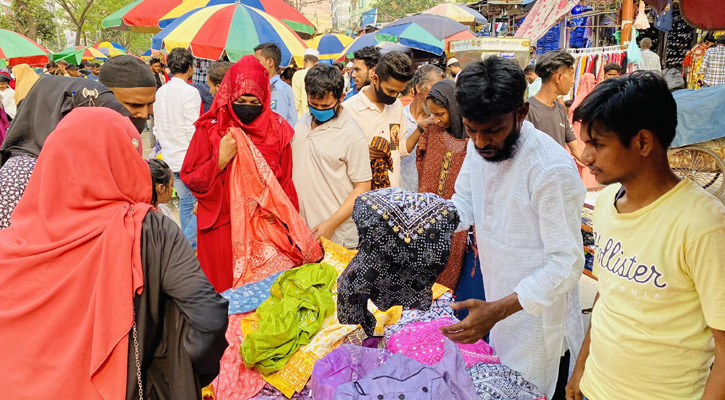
[0,107,228,399]
[182,55,317,293]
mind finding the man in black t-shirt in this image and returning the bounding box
[525,50,583,161]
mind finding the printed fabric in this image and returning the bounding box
[387,317,500,368]
[467,363,546,400]
[384,291,458,338]
[336,188,460,336]
[335,339,478,400]
[221,272,282,315]
[515,0,580,42]
[310,345,392,400]
[369,136,393,190]
[0,155,36,229]
[240,263,337,375]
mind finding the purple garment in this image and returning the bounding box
[310,345,392,400]
[0,105,8,144]
[334,339,478,400]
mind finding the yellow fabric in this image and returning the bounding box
[11,64,39,105]
[580,180,725,400]
[201,384,214,399]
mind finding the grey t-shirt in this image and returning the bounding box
[525,96,576,147]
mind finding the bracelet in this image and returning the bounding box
[417,124,425,133]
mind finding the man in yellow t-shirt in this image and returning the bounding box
[565,71,725,400]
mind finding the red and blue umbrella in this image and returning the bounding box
[151,3,307,66]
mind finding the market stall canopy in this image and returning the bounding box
[423,4,487,25]
[51,46,108,64]
[341,33,385,59]
[159,0,316,38]
[91,41,127,58]
[514,0,579,42]
[0,29,49,67]
[151,3,308,66]
[680,0,725,30]
[377,14,471,55]
[307,34,354,63]
[103,0,183,33]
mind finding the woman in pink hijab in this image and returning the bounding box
[568,73,597,189]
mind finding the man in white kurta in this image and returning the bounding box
[441,57,585,399]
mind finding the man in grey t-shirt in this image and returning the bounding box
[525,51,583,161]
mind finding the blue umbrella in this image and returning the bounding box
[377,14,469,55]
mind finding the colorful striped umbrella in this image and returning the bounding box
[377,14,471,55]
[423,4,487,26]
[159,0,316,38]
[341,33,388,59]
[92,41,128,57]
[102,0,183,33]
[151,3,308,67]
[51,46,108,64]
[0,29,49,67]
[307,33,353,62]
[140,49,153,60]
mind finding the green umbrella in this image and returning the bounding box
[0,29,49,67]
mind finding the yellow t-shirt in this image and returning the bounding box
[580,180,725,400]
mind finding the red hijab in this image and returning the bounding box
[0,108,152,399]
[195,55,298,207]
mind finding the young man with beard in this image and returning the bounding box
[291,64,372,249]
[441,57,586,400]
[565,72,725,400]
[350,46,381,94]
[345,51,414,188]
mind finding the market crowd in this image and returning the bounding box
[0,40,723,400]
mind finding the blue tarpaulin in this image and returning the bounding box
[671,85,725,148]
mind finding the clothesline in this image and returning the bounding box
[567,45,623,55]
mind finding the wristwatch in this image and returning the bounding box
[417,124,425,133]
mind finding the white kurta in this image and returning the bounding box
[452,121,586,398]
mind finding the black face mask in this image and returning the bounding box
[129,116,147,134]
[232,104,263,125]
[374,82,397,105]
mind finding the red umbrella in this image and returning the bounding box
[102,0,183,33]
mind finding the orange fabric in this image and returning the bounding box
[227,126,322,287]
[0,107,151,399]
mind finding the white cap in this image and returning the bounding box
[304,48,320,58]
[346,62,353,68]
[447,57,459,67]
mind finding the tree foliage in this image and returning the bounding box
[372,0,439,22]
[55,0,96,46]
[0,0,57,45]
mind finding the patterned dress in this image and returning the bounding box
[0,155,37,229]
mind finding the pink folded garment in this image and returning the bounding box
[387,317,500,368]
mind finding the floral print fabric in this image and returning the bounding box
[0,155,36,229]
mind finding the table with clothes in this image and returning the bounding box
[209,188,549,400]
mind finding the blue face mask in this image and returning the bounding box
[309,102,338,123]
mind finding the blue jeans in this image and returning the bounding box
[173,172,197,250]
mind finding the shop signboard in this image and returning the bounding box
[449,37,532,69]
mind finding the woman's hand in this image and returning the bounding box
[218,130,237,170]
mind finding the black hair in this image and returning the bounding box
[305,64,344,99]
[281,67,296,82]
[535,50,575,82]
[0,75,10,83]
[603,62,622,74]
[410,64,444,95]
[353,46,381,70]
[523,65,536,75]
[167,48,194,75]
[46,61,57,69]
[90,63,100,68]
[303,54,318,64]
[207,61,233,85]
[253,42,282,69]
[455,56,527,122]
[147,159,172,206]
[572,71,677,148]
[67,64,79,71]
[375,51,414,83]
[564,99,574,108]
[718,36,725,45]
[334,62,345,71]
[149,57,161,65]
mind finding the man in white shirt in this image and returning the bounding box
[153,48,201,249]
[344,51,414,188]
[638,37,662,72]
[440,57,585,400]
[291,64,372,248]
[292,48,319,118]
